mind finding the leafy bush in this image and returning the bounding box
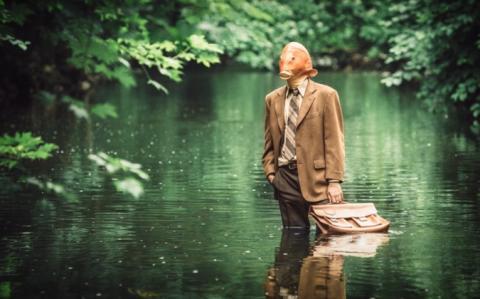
[118,34,222,93]
[0,132,58,169]
[381,0,480,132]
[0,0,224,99]
[0,132,74,199]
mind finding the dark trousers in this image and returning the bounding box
[272,166,322,229]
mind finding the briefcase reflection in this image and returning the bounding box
[265,232,389,299]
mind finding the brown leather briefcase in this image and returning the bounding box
[310,203,390,234]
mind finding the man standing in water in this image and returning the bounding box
[262,42,345,230]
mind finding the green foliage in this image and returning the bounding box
[91,103,118,119]
[0,132,72,200]
[23,177,76,201]
[88,152,149,198]
[472,103,480,134]
[114,178,145,199]
[61,95,89,120]
[187,34,223,66]
[0,33,30,50]
[1,0,224,98]
[381,0,480,131]
[0,281,10,298]
[62,96,118,120]
[0,132,58,169]
[60,1,223,90]
[69,104,90,120]
[147,79,168,94]
[0,0,31,50]
[88,152,149,180]
[190,0,391,69]
[118,34,222,93]
[187,0,292,69]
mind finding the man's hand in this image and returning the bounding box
[327,182,343,204]
[267,174,275,184]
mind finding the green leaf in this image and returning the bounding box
[24,177,76,201]
[0,132,58,169]
[91,103,118,119]
[89,152,149,181]
[188,34,223,53]
[89,38,118,64]
[147,80,169,94]
[114,177,144,198]
[176,52,195,61]
[195,52,220,67]
[157,66,182,82]
[158,40,176,52]
[1,34,30,50]
[111,66,136,88]
[69,103,90,120]
[118,57,131,68]
[88,153,106,167]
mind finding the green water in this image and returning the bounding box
[1,70,479,298]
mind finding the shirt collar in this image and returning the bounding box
[286,78,309,97]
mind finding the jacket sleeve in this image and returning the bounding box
[262,96,276,179]
[324,90,345,182]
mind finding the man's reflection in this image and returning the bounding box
[265,233,389,299]
[265,230,310,298]
[298,253,345,298]
[297,248,346,298]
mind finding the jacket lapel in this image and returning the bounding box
[296,80,317,128]
[273,80,318,132]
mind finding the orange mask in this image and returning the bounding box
[279,42,318,87]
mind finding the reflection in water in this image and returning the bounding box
[265,231,309,298]
[313,234,390,258]
[298,254,345,299]
[265,233,389,298]
[1,70,480,298]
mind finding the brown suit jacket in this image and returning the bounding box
[262,79,345,202]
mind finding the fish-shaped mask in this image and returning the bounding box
[279,42,318,81]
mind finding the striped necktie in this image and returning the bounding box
[283,88,300,161]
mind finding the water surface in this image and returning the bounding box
[1,70,479,298]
